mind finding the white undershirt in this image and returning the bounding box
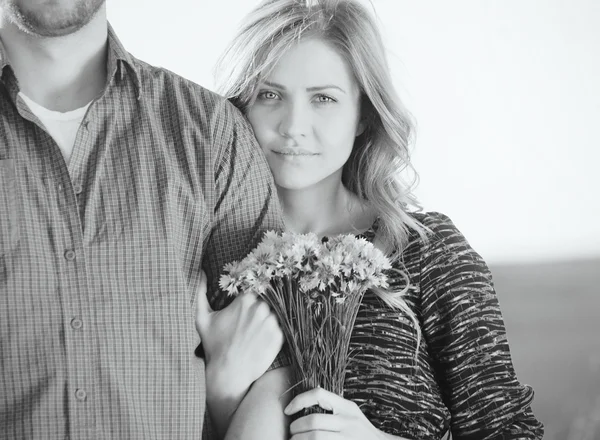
[19,92,91,164]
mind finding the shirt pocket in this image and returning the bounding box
[0,159,19,256]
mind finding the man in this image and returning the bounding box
[0,1,288,438]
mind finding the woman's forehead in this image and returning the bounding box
[262,38,358,91]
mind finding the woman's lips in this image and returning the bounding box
[271,146,318,156]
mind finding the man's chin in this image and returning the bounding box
[6,0,105,38]
[18,19,88,37]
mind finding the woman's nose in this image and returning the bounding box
[278,101,308,138]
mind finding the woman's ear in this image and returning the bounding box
[356,97,371,137]
[355,119,367,137]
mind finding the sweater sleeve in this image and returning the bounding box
[418,212,544,440]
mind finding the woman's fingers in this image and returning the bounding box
[194,270,211,335]
[289,413,343,434]
[290,432,341,440]
[284,387,350,416]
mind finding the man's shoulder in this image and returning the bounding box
[129,55,238,117]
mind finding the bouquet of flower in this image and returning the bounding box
[219,231,391,413]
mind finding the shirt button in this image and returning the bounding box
[75,389,87,401]
[70,318,83,330]
[73,184,83,195]
[64,249,76,261]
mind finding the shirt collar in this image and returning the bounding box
[106,23,141,97]
[0,34,10,74]
[0,23,141,97]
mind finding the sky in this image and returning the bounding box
[107,0,600,264]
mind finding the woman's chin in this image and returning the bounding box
[274,180,313,192]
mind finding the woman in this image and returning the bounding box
[204,0,544,438]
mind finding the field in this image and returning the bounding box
[491,257,600,440]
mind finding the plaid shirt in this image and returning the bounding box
[0,25,283,439]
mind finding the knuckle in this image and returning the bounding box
[240,292,256,305]
[254,300,271,318]
[265,314,280,329]
[274,327,284,343]
[305,414,318,429]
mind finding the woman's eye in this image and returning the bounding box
[258,91,280,100]
[315,94,335,103]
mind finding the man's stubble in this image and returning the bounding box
[0,0,106,37]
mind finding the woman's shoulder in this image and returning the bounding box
[402,211,487,270]
[401,212,495,323]
[408,211,458,235]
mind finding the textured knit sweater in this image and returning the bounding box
[344,212,544,439]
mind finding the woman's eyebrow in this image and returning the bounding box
[262,80,346,94]
[306,85,346,94]
[262,80,286,89]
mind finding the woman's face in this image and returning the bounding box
[246,38,364,191]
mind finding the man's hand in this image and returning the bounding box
[194,270,285,438]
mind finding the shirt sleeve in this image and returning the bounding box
[419,212,544,440]
[202,101,284,309]
[201,100,289,370]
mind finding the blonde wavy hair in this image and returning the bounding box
[215,0,428,332]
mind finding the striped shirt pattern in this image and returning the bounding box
[0,25,283,439]
[346,212,544,439]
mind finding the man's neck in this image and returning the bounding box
[0,4,108,112]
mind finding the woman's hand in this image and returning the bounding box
[284,387,395,440]
[195,270,285,438]
[194,270,284,386]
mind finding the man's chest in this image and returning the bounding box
[0,112,213,298]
